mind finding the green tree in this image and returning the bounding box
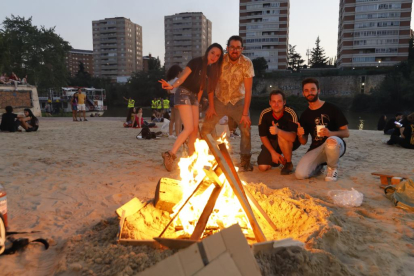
[148,56,161,71]
[252,57,268,76]
[288,44,304,72]
[0,15,71,90]
[310,36,329,68]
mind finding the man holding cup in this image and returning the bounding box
[295,78,349,181]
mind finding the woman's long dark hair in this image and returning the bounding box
[200,43,224,92]
[24,108,37,125]
[166,65,183,81]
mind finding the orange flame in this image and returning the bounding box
[171,138,252,238]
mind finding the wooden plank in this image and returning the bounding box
[217,143,247,198]
[205,134,266,243]
[217,142,277,232]
[154,178,183,213]
[118,239,161,249]
[158,177,211,238]
[116,197,144,217]
[245,189,277,232]
[190,184,223,241]
[153,237,198,250]
[371,172,410,178]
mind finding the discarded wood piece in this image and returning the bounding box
[154,178,183,213]
[116,197,144,218]
[205,134,266,243]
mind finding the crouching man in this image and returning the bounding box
[257,90,300,175]
[295,78,349,182]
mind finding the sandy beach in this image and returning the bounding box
[1,117,414,276]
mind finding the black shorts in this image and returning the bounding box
[257,138,300,166]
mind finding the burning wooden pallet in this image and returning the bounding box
[117,134,278,248]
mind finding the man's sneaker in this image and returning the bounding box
[84,118,88,121]
[232,131,240,137]
[161,151,177,172]
[281,162,293,175]
[168,134,177,139]
[325,167,338,182]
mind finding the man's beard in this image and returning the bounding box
[228,52,241,61]
[306,93,319,103]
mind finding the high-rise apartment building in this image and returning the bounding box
[92,17,143,80]
[66,49,94,77]
[239,0,290,70]
[337,0,412,68]
[164,12,212,70]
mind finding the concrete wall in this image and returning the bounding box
[253,74,386,97]
[0,85,42,117]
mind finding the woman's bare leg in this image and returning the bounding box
[187,105,199,155]
[169,108,175,136]
[171,105,194,155]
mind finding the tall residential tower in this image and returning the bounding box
[337,0,412,68]
[239,0,290,70]
[164,12,212,70]
[92,17,143,81]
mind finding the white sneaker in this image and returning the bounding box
[325,167,338,182]
[168,134,177,139]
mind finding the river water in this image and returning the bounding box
[104,106,381,130]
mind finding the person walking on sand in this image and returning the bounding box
[295,78,349,182]
[200,35,255,172]
[257,90,300,174]
[76,88,87,121]
[159,43,224,171]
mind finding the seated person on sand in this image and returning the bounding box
[295,78,349,182]
[18,109,39,132]
[132,107,155,128]
[386,112,414,149]
[383,112,402,135]
[0,106,21,132]
[124,107,136,127]
[257,90,300,175]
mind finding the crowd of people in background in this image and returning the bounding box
[379,112,414,150]
[0,106,39,132]
[0,72,28,89]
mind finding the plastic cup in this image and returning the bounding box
[316,125,325,137]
